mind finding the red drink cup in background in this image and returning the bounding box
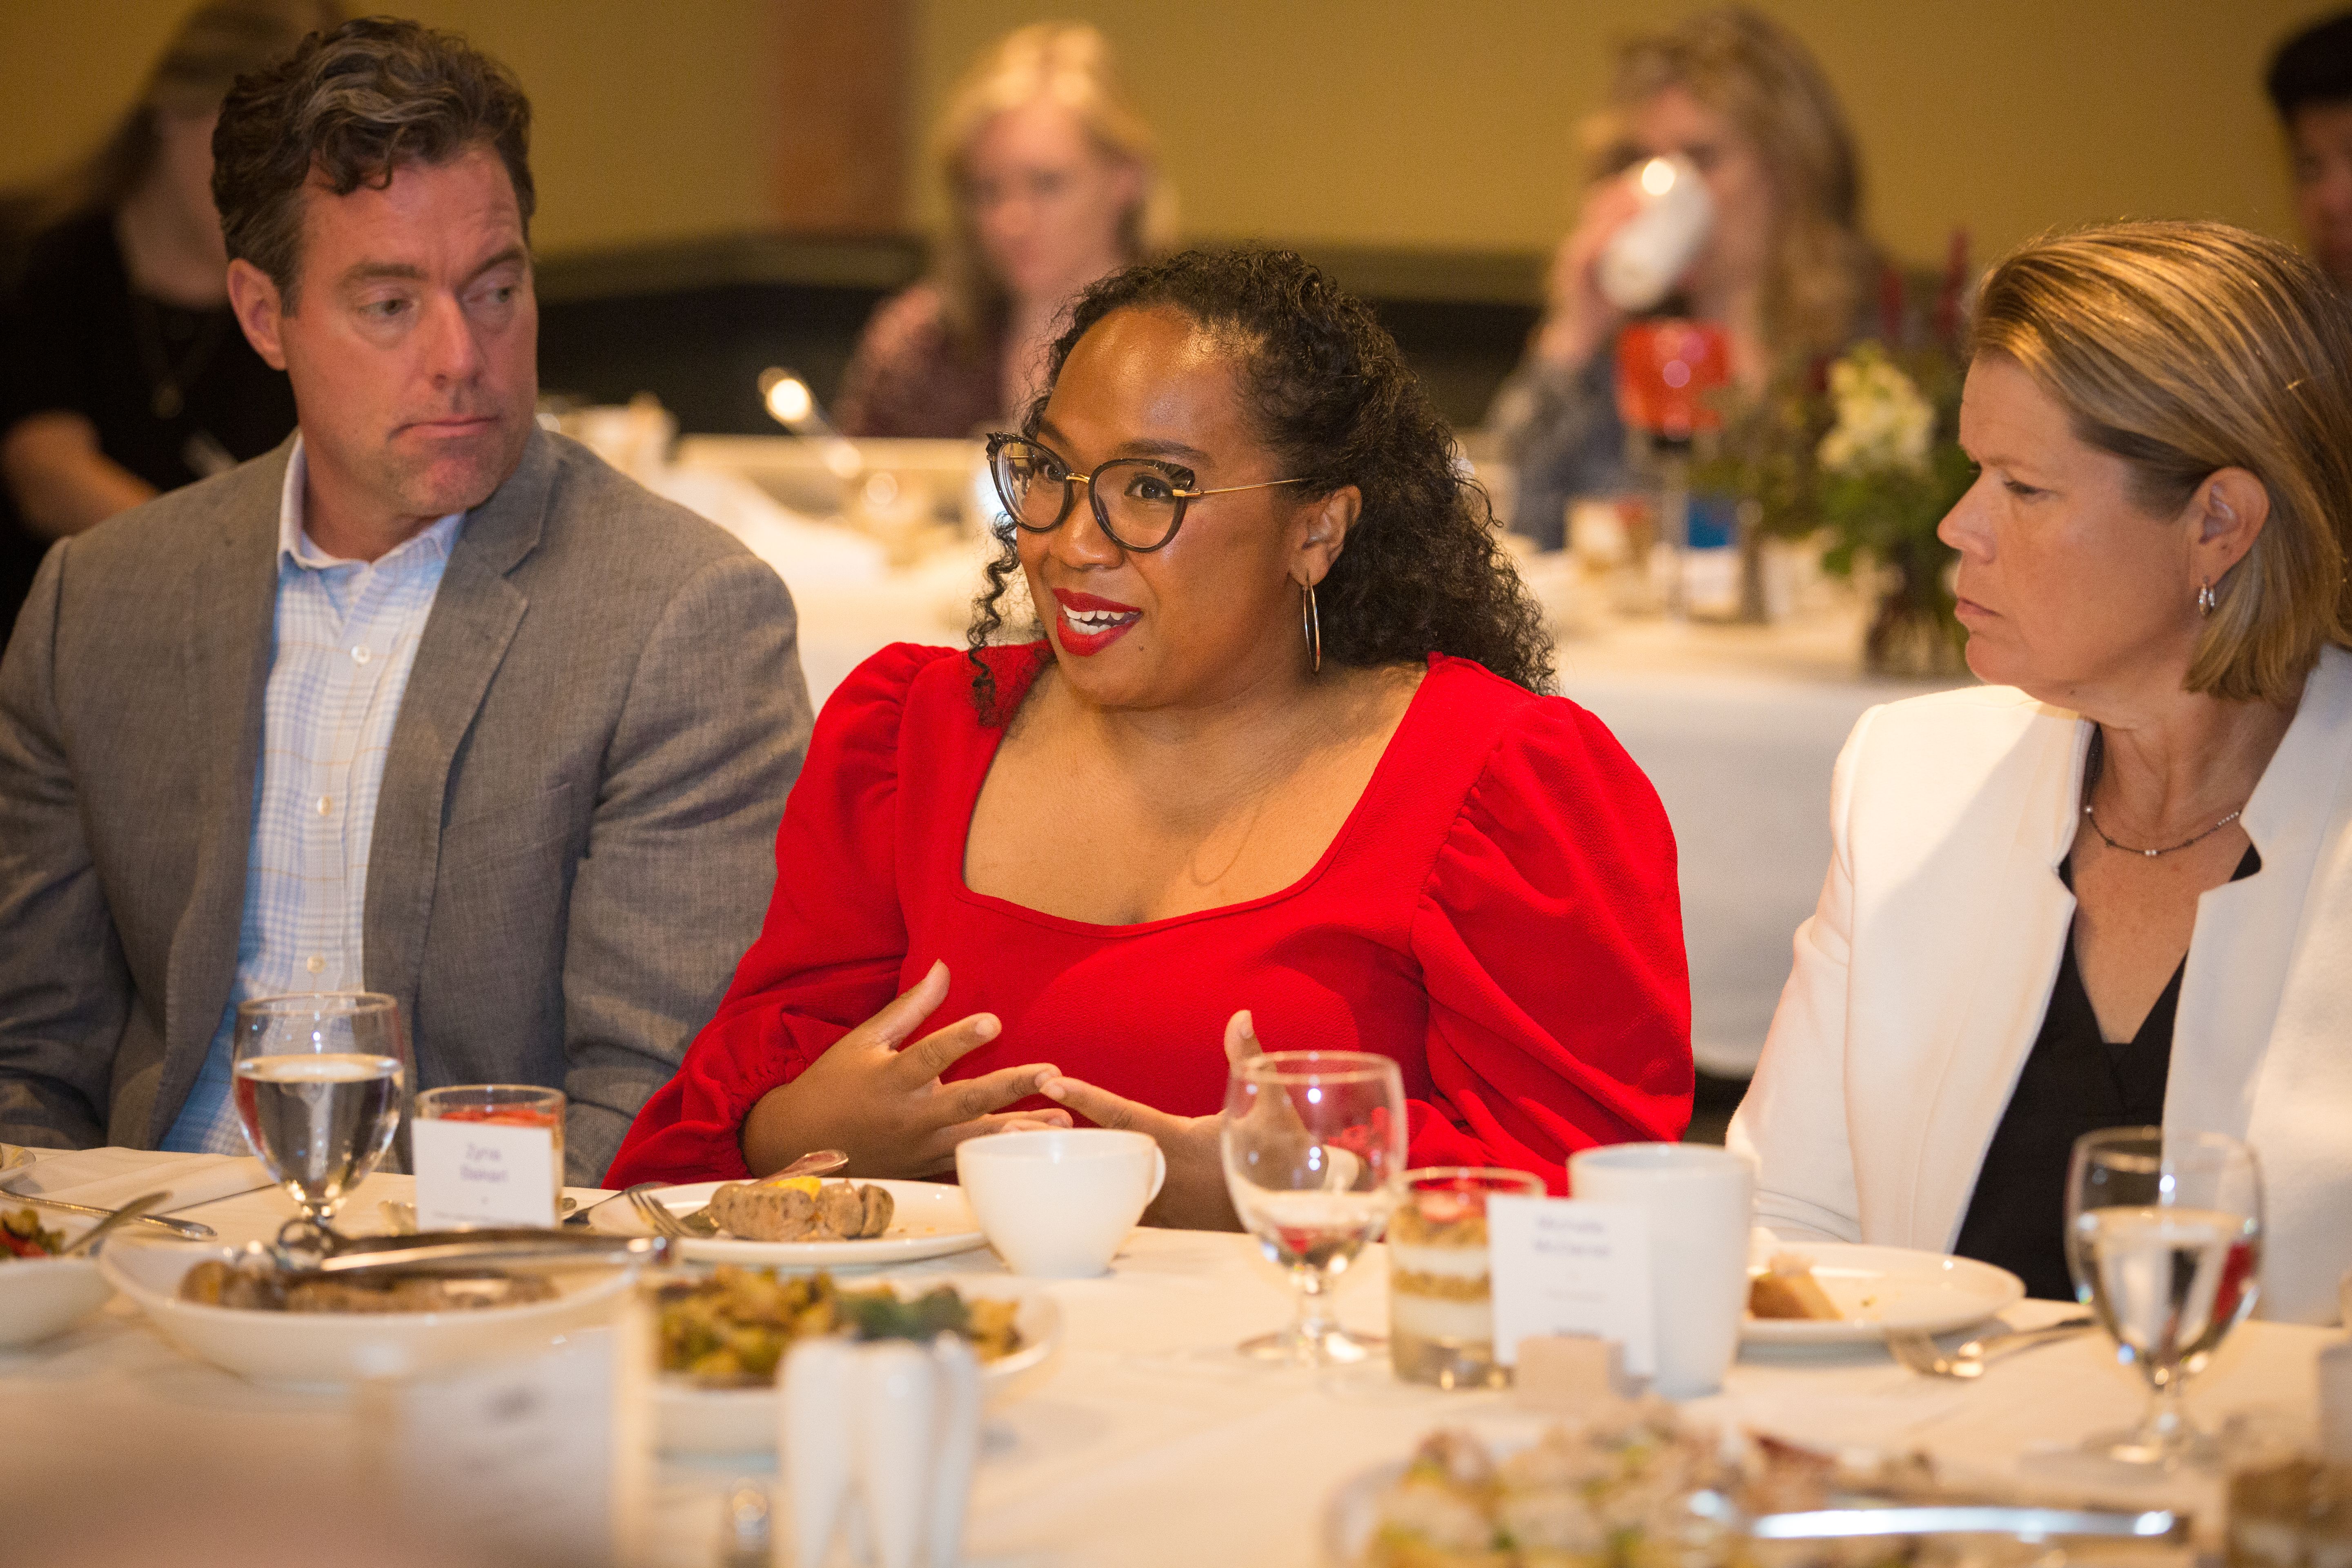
[1614,319,1731,439]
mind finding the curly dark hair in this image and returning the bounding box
[212,15,533,307]
[966,246,1553,720]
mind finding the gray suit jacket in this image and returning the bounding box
[0,428,812,1182]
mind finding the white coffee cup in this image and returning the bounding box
[955,1128,1167,1278]
[1567,1142,1754,1399]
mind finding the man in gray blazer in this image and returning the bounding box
[0,19,810,1182]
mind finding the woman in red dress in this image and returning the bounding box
[609,248,1692,1225]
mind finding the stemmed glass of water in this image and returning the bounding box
[1221,1051,1407,1367]
[232,992,412,1227]
[2065,1125,2263,1467]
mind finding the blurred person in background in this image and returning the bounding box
[833,21,1172,438]
[2268,10,2352,290]
[0,2,327,643]
[1485,7,1877,549]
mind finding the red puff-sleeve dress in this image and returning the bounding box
[608,643,1692,1192]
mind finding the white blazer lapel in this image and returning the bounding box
[1900,708,2088,1251]
[2189,648,2352,1321]
[2173,648,2352,1144]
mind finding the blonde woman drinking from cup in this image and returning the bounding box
[1731,221,2352,1323]
[1485,7,1876,548]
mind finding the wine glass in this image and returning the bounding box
[2065,1125,2263,1467]
[1221,1051,1407,1367]
[231,992,412,1228]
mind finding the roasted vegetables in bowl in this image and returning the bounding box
[650,1267,1060,1454]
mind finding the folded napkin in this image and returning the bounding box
[3,1148,273,1213]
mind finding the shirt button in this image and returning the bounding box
[352,646,372,665]
[306,956,325,974]
[316,795,334,816]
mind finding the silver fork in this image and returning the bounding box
[1887,1315,2094,1379]
[628,1186,689,1241]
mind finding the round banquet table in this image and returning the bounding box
[0,1149,2330,1566]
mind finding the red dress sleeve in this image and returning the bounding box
[604,644,942,1185]
[1405,696,1693,1191]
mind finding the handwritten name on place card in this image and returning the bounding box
[413,1116,558,1229]
[1487,1195,1657,1375]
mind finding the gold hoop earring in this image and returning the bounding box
[2197,578,2218,617]
[1301,581,1322,674]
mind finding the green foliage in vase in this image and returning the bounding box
[1692,339,1974,673]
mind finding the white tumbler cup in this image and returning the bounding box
[1567,1143,1754,1399]
[1597,155,1715,314]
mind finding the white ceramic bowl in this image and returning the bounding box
[99,1238,637,1387]
[0,1211,111,1349]
[655,1276,1064,1456]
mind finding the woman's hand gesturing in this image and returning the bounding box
[1030,1009,1265,1231]
[740,962,1068,1178]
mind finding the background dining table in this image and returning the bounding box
[0,1147,2335,1566]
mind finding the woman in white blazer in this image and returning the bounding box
[1730,221,2352,1325]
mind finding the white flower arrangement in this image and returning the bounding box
[1817,346,1934,477]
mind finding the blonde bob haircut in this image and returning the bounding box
[927,22,1174,359]
[1973,220,2352,707]
[1589,7,1872,361]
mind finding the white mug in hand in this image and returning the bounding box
[1567,1142,1754,1398]
[956,1128,1167,1278]
[1597,155,1715,314]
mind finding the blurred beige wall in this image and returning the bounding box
[0,0,2335,270]
[0,0,778,256]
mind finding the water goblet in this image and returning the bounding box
[2066,1125,2263,1467]
[1221,1051,1407,1367]
[232,992,412,1227]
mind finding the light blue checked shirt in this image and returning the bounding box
[162,440,465,1153]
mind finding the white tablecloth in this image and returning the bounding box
[0,1151,2330,1566]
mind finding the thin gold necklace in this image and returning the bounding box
[2081,730,2246,858]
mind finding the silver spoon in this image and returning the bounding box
[58,1192,173,1256]
[2,1188,214,1240]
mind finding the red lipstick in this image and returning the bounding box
[1049,587,1141,656]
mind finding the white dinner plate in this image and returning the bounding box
[1743,1242,2025,1343]
[588,1180,989,1268]
[99,1238,638,1387]
[654,1276,1063,1455]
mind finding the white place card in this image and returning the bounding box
[367,1305,652,1568]
[1487,1195,1656,1374]
[412,1115,558,1229]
